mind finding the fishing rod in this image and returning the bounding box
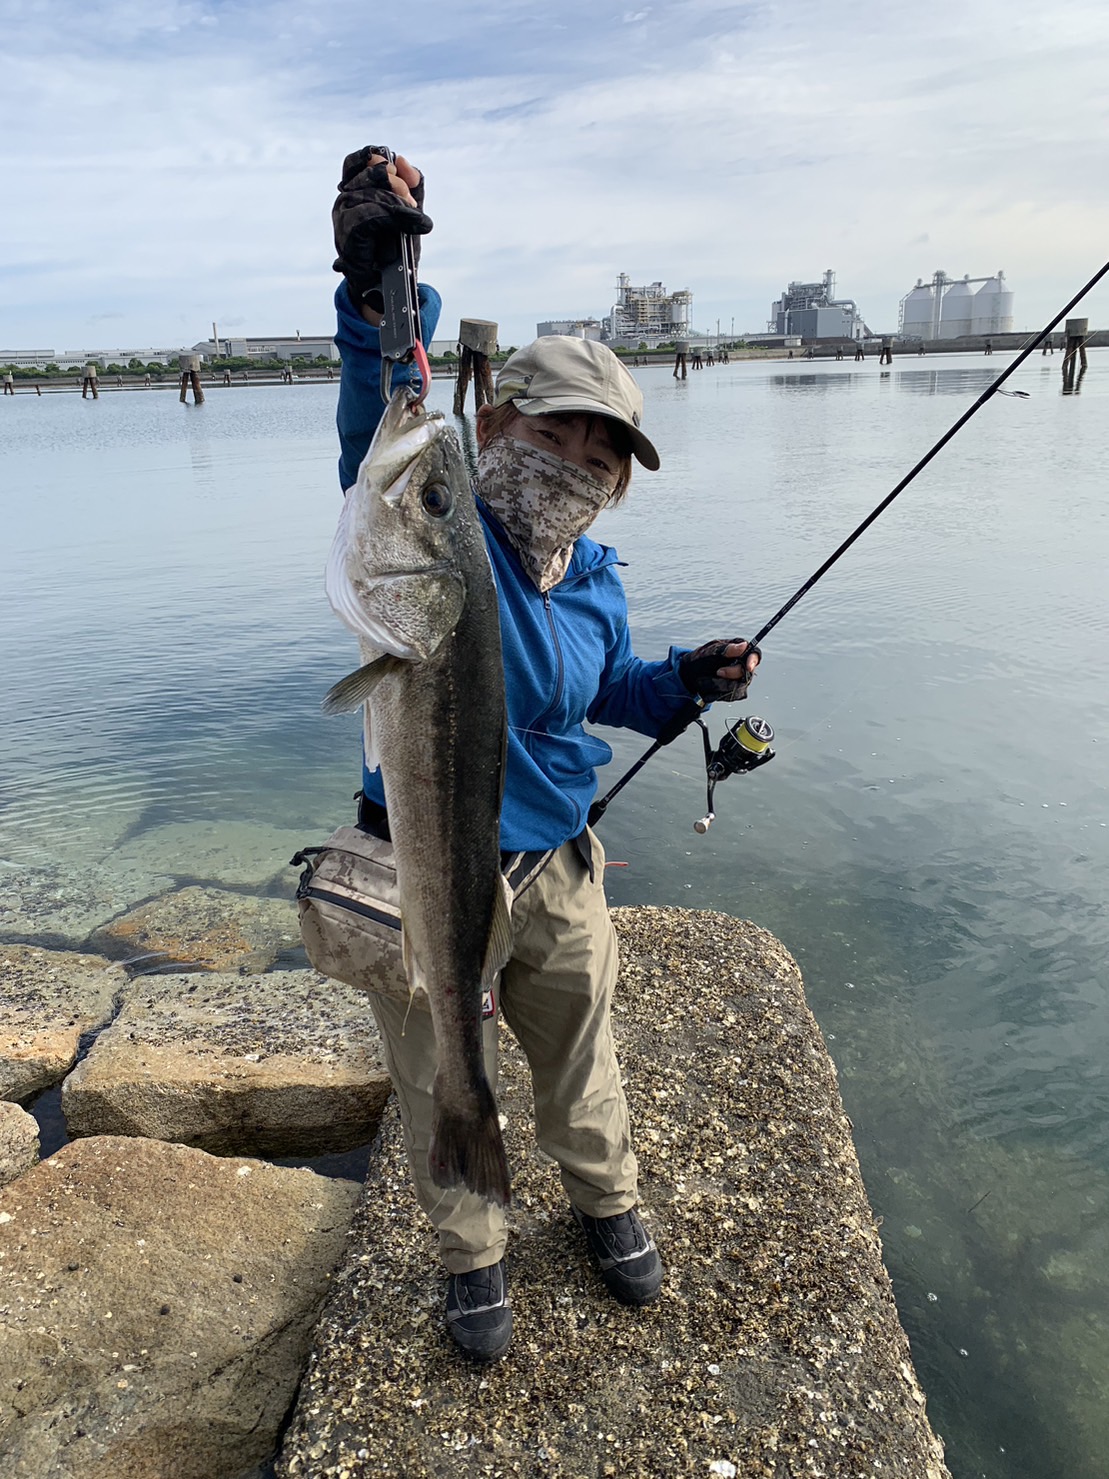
[590,257,1109,834]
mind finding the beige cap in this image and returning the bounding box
[493,337,660,470]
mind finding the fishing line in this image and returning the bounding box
[750,257,1109,648]
[591,257,1109,829]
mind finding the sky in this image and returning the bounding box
[2,0,1108,351]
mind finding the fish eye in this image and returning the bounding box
[421,483,453,518]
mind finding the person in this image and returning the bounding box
[329,146,761,1362]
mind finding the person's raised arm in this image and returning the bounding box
[331,147,441,489]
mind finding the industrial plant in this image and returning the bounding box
[535,318,605,342]
[538,274,694,349]
[769,270,870,340]
[606,274,693,347]
[898,271,1014,341]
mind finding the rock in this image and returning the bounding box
[0,860,172,949]
[88,886,299,973]
[62,969,392,1157]
[0,1103,39,1187]
[278,906,949,1479]
[0,946,125,1103]
[0,1136,359,1479]
[108,820,308,892]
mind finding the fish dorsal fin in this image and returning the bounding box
[321,654,405,715]
[481,874,515,990]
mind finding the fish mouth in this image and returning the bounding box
[368,563,454,583]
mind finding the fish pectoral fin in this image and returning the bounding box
[401,927,431,999]
[322,654,406,714]
[480,874,515,990]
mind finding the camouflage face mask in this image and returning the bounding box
[476,435,612,592]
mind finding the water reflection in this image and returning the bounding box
[1062,361,1088,395]
[888,367,1000,396]
[770,373,857,391]
[768,364,1017,396]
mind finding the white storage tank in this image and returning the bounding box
[900,280,935,340]
[972,272,1014,336]
[939,276,976,339]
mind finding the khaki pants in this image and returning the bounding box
[367,829,637,1275]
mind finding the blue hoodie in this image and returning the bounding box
[334,281,693,851]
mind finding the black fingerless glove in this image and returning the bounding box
[332,146,434,313]
[679,638,758,703]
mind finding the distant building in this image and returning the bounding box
[0,349,64,369]
[605,275,692,348]
[769,270,868,340]
[193,333,339,362]
[899,271,1014,341]
[0,347,183,370]
[536,318,605,341]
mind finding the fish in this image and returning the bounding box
[322,388,513,1207]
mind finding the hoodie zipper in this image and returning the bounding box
[543,591,565,712]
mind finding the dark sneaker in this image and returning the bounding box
[445,1259,512,1361]
[572,1206,663,1306]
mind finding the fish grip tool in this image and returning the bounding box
[376,148,431,406]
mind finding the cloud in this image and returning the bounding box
[2,0,1108,348]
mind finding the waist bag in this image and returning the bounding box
[290,826,557,1003]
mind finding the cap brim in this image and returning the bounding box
[512,394,661,471]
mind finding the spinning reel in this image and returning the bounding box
[691,714,775,833]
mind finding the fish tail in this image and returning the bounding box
[429,1080,511,1208]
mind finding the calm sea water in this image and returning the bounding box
[3,353,1108,1478]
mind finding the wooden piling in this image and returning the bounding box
[453,319,497,416]
[178,354,204,404]
[673,340,689,379]
[2,372,14,396]
[878,337,893,366]
[1062,317,1088,394]
[82,363,100,400]
[854,343,865,361]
